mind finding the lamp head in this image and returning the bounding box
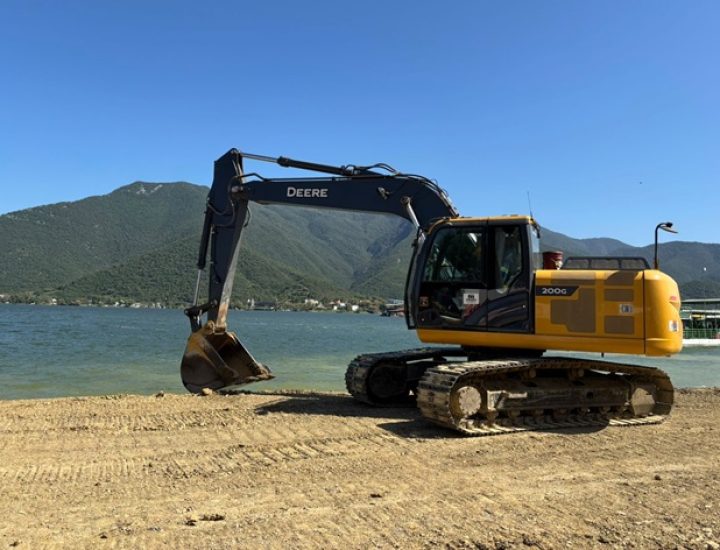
[658,222,678,234]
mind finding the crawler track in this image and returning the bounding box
[345,351,674,436]
[416,357,674,436]
[345,347,462,405]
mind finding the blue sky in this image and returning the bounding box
[1,1,717,246]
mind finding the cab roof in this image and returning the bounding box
[428,215,538,233]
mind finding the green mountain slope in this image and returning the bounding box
[241,205,414,292]
[52,236,355,306]
[1,181,718,303]
[0,182,206,292]
[539,230,720,297]
[539,228,629,257]
[0,182,414,304]
[349,221,415,298]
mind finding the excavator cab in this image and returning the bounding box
[408,217,537,334]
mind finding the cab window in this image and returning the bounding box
[423,228,486,285]
[492,225,523,291]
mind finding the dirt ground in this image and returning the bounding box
[0,388,719,549]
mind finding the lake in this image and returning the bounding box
[0,304,718,400]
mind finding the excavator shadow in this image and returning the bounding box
[252,392,416,419]
[249,392,457,439]
[377,419,611,438]
[375,419,465,439]
[248,391,611,439]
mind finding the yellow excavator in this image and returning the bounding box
[180,149,682,436]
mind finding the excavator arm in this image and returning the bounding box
[180,148,458,393]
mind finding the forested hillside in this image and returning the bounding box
[539,227,720,297]
[1,182,718,306]
[0,183,206,293]
[0,182,416,306]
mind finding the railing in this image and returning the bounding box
[683,328,720,339]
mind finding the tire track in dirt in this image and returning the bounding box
[0,430,412,486]
[0,408,260,435]
[7,406,711,490]
[0,393,407,440]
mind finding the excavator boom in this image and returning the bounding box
[181,149,457,393]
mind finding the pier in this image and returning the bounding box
[681,298,720,346]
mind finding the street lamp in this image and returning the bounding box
[654,222,677,269]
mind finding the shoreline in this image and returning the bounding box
[683,338,720,347]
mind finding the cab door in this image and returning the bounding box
[485,222,532,332]
[414,223,489,329]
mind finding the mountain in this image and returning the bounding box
[1,182,718,305]
[0,182,206,293]
[538,228,629,257]
[538,227,720,296]
[0,182,416,306]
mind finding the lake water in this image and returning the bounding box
[0,304,718,400]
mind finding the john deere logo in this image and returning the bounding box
[287,187,328,198]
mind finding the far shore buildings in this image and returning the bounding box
[246,297,370,313]
[681,298,720,339]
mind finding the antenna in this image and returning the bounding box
[526,191,534,219]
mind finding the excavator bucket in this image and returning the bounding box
[180,322,274,393]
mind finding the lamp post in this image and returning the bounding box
[654,222,677,269]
